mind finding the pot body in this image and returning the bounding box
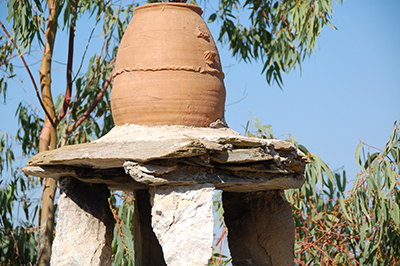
[111,3,226,127]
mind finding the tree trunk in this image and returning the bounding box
[38,0,59,265]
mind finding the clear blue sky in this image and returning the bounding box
[1,0,399,188]
[214,1,400,184]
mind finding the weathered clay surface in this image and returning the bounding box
[223,191,295,266]
[111,3,225,127]
[50,177,114,266]
[150,184,215,266]
[23,125,309,192]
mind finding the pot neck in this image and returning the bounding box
[135,2,203,16]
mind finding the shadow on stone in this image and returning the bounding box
[134,190,166,266]
[223,191,295,266]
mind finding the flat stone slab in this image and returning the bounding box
[23,125,309,192]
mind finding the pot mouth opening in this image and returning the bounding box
[135,2,203,16]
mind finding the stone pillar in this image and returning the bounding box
[223,190,295,266]
[150,184,215,266]
[50,177,114,266]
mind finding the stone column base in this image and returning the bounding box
[223,190,295,266]
[51,177,114,266]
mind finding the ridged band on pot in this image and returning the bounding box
[111,3,226,127]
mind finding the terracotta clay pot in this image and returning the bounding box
[111,3,226,127]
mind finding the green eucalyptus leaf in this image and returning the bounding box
[339,196,350,221]
[208,13,217,23]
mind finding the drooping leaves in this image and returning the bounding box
[242,117,400,265]
[213,0,343,88]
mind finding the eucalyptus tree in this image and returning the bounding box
[246,119,400,265]
[1,0,343,265]
[2,0,130,264]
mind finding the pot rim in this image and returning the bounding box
[134,2,203,16]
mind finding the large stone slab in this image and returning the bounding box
[23,125,309,192]
[25,125,308,171]
[26,138,207,169]
[150,184,215,266]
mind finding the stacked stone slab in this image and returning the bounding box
[24,124,308,266]
[24,125,307,192]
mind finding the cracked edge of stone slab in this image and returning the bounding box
[22,163,305,192]
[123,162,305,191]
[22,165,149,191]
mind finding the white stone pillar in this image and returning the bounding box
[150,184,215,266]
[50,177,114,266]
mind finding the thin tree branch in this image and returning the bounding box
[73,57,107,107]
[68,71,113,132]
[72,13,103,83]
[226,86,247,106]
[73,18,109,105]
[57,1,77,121]
[110,194,131,257]
[0,20,55,125]
[10,231,23,266]
[11,79,38,108]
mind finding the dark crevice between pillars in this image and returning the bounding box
[223,190,295,266]
[134,190,166,266]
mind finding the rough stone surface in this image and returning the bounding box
[23,125,309,192]
[150,184,215,266]
[223,191,295,266]
[123,163,304,192]
[22,165,148,191]
[25,125,308,170]
[50,177,114,266]
[23,162,304,192]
